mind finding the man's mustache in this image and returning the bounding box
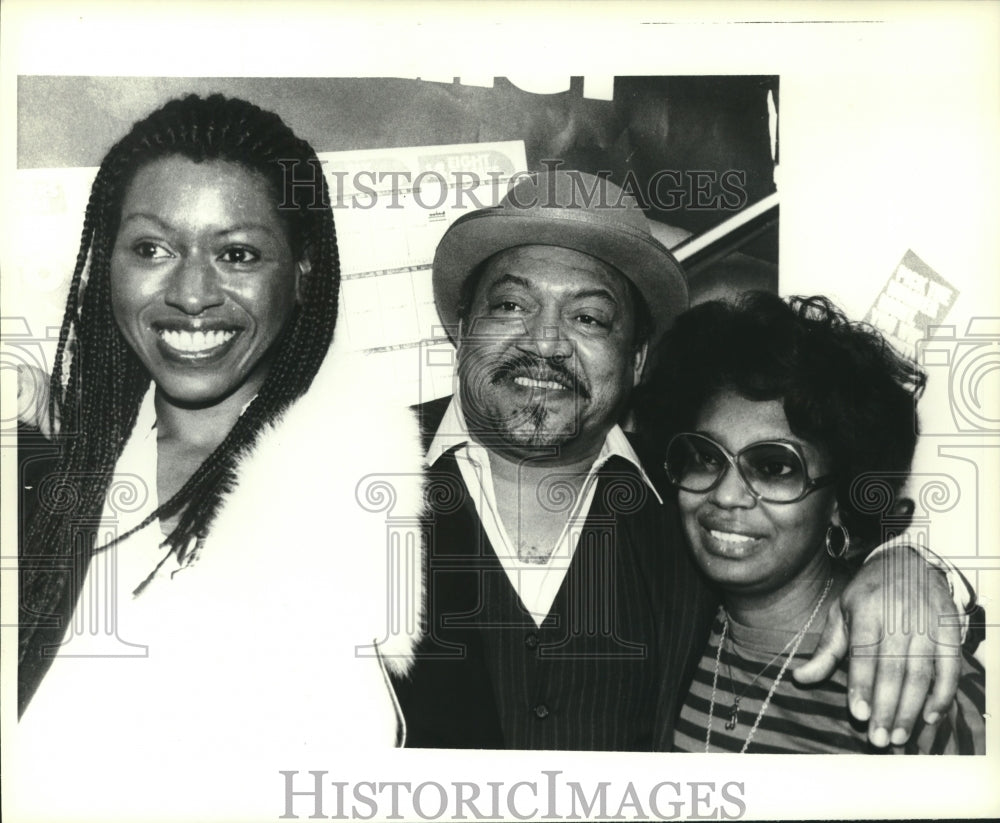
[490,352,591,400]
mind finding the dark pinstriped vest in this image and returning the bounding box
[392,397,718,751]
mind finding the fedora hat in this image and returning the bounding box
[432,169,688,348]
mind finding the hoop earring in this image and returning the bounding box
[825,524,850,559]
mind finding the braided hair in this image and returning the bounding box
[21,94,340,680]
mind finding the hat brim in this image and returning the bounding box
[432,206,689,349]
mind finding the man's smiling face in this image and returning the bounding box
[456,245,646,463]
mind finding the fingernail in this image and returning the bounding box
[870,727,889,747]
[854,699,871,721]
[890,727,908,746]
[924,712,940,725]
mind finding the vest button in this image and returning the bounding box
[524,632,539,650]
[533,704,550,719]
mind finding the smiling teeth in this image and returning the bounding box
[514,376,567,391]
[159,329,235,353]
[710,530,754,545]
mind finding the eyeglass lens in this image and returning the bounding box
[666,435,809,502]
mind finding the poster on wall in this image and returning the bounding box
[9,75,778,405]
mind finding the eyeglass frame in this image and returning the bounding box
[664,431,836,504]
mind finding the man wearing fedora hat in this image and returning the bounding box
[392,170,968,751]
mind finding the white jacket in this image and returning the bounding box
[12,338,425,822]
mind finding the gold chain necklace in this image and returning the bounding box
[705,578,833,753]
[723,631,800,730]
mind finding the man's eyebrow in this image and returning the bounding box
[488,276,618,304]
[487,274,533,291]
[571,288,618,304]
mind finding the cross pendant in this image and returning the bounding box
[725,702,739,731]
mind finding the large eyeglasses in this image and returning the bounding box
[664,432,835,504]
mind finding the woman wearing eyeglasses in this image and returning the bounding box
[640,291,984,754]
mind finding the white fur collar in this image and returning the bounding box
[196,334,426,676]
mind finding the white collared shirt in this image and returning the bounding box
[426,392,661,627]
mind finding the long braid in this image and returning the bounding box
[20,94,341,675]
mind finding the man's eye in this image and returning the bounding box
[493,301,524,313]
[219,247,260,264]
[133,241,172,260]
[575,314,607,328]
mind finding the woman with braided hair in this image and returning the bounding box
[14,94,424,819]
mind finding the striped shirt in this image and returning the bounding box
[674,608,985,754]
